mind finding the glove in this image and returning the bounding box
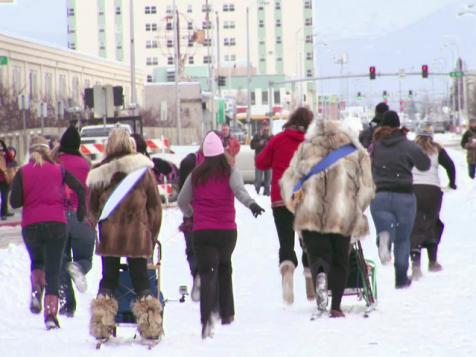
[449,182,457,190]
[179,216,193,232]
[76,206,85,222]
[249,203,265,218]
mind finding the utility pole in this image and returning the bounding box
[173,0,182,144]
[246,6,251,136]
[216,11,221,97]
[129,0,137,113]
[206,0,215,130]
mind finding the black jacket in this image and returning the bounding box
[250,133,273,156]
[372,130,431,193]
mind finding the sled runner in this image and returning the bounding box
[343,241,378,316]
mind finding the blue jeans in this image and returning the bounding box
[370,191,416,286]
[254,169,271,195]
[469,164,476,179]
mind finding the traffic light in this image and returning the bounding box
[383,90,388,99]
[408,90,414,98]
[218,76,226,87]
[357,91,362,100]
[369,66,376,80]
[421,64,429,78]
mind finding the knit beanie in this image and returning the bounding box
[382,111,400,128]
[60,125,81,154]
[203,132,224,157]
[416,127,434,138]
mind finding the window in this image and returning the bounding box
[224,21,235,29]
[168,56,174,65]
[306,52,313,60]
[99,28,105,32]
[146,40,151,48]
[146,40,158,48]
[166,22,173,31]
[188,56,194,64]
[115,6,121,15]
[167,71,175,82]
[304,0,312,9]
[305,18,312,26]
[274,90,281,104]
[305,35,313,44]
[188,21,193,30]
[45,72,53,100]
[262,91,268,105]
[203,38,212,47]
[224,38,229,46]
[116,45,122,50]
[187,4,193,13]
[67,8,75,16]
[203,55,212,64]
[147,75,153,82]
[167,39,174,48]
[276,19,281,27]
[151,6,156,14]
[202,21,212,29]
[145,6,150,14]
[12,66,21,93]
[231,54,236,61]
[259,40,265,45]
[277,57,282,62]
[145,24,151,31]
[259,20,264,27]
[151,23,157,31]
[275,2,281,10]
[224,55,229,61]
[223,4,229,11]
[146,57,152,65]
[260,58,265,62]
[166,5,172,14]
[258,5,264,11]
[68,42,76,50]
[225,38,235,46]
[188,38,194,47]
[306,69,313,78]
[202,4,212,12]
[251,91,256,105]
[276,36,282,44]
[99,45,106,50]
[223,3,235,11]
[58,74,67,98]
[152,57,158,65]
[72,76,79,101]
[29,71,38,100]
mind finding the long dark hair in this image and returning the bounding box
[191,154,231,187]
[283,107,313,132]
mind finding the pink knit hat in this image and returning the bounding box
[203,132,224,157]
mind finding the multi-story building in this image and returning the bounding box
[66,0,316,110]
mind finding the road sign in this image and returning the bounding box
[449,71,464,78]
[0,56,8,65]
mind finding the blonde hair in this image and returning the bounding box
[29,136,52,167]
[105,127,134,158]
[414,135,440,155]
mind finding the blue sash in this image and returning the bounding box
[292,144,357,196]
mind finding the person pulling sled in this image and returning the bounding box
[86,128,163,344]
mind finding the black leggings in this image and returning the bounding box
[99,256,150,296]
[0,181,9,217]
[22,222,67,295]
[193,230,237,325]
[272,206,308,268]
[302,231,350,311]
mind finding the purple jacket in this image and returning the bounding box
[21,161,66,227]
[177,167,255,232]
[58,153,89,211]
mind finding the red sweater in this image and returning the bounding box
[255,129,305,206]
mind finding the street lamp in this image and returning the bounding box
[246,0,269,138]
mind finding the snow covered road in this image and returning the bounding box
[0,145,475,357]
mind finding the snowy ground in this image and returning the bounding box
[1,138,475,357]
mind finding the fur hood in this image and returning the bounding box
[87,153,154,188]
[280,119,375,240]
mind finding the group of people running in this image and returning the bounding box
[6,101,461,340]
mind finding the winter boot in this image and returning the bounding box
[411,251,423,281]
[66,261,87,293]
[315,272,328,311]
[428,261,443,272]
[132,294,164,341]
[330,309,345,318]
[377,231,392,265]
[201,319,214,339]
[280,261,295,305]
[89,292,118,340]
[303,268,316,301]
[59,278,76,318]
[44,295,60,330]
[191,274,201,302]
[30,269,46,314]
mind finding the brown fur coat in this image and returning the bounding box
[280,120,375,240]
[87,153,162,258]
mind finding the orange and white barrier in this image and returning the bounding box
[80,143,105,156]
[80,136,170,157]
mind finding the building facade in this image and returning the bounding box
[66,0,316,108]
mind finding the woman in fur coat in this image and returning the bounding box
[87,127,163,341]
[280,120,375,317]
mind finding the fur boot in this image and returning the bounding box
[303,268,315,301]
[280,261,295,305]
[132,295,164,340]
[89,293,118,339]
